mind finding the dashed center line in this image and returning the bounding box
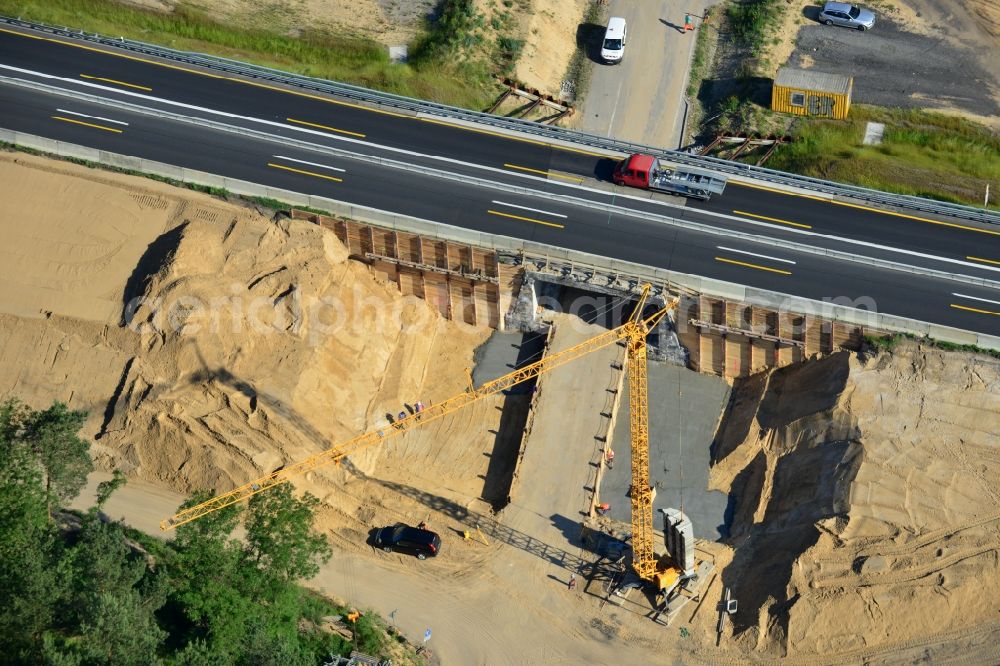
[950,303,1000,316]
[56,108,128,125]
[286,117,365,138]
[952,293,1000,307]
[80,73,151,91]
[266,162,343,183]
[487,209,565,229]
[51,115,123,133]
[502,163,583,182]
[272,155,346,172]
[732,209,812,230]
[714,256,792,275]
[716,246,796,265]
[491,200,568,218]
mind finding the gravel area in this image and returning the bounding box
[789,18,1000,118]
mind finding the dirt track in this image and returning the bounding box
[790,15,1000,123]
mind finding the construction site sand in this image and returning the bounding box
[0,150,493,509]
[709,343,1000,660]
[513,0,589,95]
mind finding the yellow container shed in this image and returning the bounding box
[771,67,853,120]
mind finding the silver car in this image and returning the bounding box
[818,1,876,30]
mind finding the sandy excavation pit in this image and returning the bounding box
[3,148,1000,662]
[0,152,521,542]
[709,344,1000,659]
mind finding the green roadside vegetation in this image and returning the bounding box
[0,0,505,110]
[686,7,717,98]
[0,397,425,665]
[697,0,999,209]
[561,0,605,104]
[767,107,1000,208]
[863,332,1000,359]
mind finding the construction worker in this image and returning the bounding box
[597,502,611,516]
[605,449,615,470]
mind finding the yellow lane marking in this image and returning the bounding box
[286,117,366,138]
[503,163,584,182]
[732,209,812,229]
[734,180,1000,237]
[0,27,226,78]
[734,180,829,202]
[950,303,1000,316]
[487,209,565,229]
[714,256,792,275]
[51,115,123,133]
[968,255,1000,266]
[267,162,343,182]
[238,78,409,118]
[80,73,152,91]
[0,27,43,40]
[3,27,616,159]
[422,116,609,158]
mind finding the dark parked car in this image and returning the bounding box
[818,1,875,30]
[373,523,441,560]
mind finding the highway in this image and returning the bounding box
[1,24,998,336]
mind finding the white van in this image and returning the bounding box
[600,16,627,64]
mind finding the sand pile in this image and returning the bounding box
[710,343,1000,657]
[0,152,489,501]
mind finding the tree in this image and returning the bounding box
[46,516,167,665]
[244,484,331,582]
[0,399,92,513]
[96,470,128,509]
[0,444,63,663]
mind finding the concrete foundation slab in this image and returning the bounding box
[603,363,731,540]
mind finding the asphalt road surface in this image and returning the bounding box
[1,24,998,337]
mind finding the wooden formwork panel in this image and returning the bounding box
[725,336,751,378]
[726,302,753,330]
[750,307,774,372]
[704,297,726,325]
[452,277,477,325]
[400,233,422,263]
[371,260,399,286]
[701,334,726,376]
[426,239,449,269]
[472,283,491,328]
[833,323,863,350]
[422,273,452,319]
[676,297,701,372]
[804,317,822,357]
[370,228,397,258]
[471,248,496,276]
[396,268,424,300]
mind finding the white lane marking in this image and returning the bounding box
[952,293,1000,307]
[491,200,568,218]
[7,63,999,276]
[55,107,128,125]
[717,246,796,265]
[606,79,624,138]
[272,154,345,172]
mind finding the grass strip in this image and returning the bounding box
[0,0,496,109]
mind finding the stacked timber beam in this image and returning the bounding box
[292,210,516,328]
[293,212,884,378]
[675,295,879,378]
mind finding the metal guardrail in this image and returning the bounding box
[4,126,998,349]
[1,14,998,226]
[5,73,999,294]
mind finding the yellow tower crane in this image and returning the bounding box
[162,286,680,589]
